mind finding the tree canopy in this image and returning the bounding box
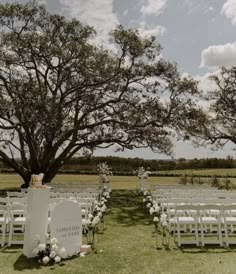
[0,1,197,185]
[187,66,236,150]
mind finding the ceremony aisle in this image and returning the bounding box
[0,190,236,274]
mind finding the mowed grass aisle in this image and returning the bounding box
[1,190,236,273]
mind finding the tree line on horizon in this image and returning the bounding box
[59,156,235,174]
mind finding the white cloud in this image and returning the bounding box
[194,71,219,93]
[140,0,167,16]
[201,42,236,68]
[221,0,236,25]
[59,0,119,50]
[138,25,166,37]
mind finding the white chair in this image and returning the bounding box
[8,203,26,246]
[222,204,236,246]
[198,204,223,246]
[7,192,25,198]
[7,197,27,206]
[0,205,9,246]
[172,204,199,247]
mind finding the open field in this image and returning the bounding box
[0,174,180,190]
[1,172,236,191]
[158,168,236,177]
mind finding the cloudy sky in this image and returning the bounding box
[2,0,236,159]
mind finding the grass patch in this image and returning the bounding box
[1,189,236,273]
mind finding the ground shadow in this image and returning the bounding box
[110,190,151,227]
[179,244,236,254]
[14,254,41,271]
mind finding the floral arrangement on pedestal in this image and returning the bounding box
[82,193,110,248]
[143,192,169,247]
[32,235,67,264]
[97,162,112,193]
[136,167,151,192]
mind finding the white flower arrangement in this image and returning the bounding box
[82,198,108,247]
[33,236,67,265]
[136,167,151,179]
[97,162,112,185]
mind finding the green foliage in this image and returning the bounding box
[0,1,198,185]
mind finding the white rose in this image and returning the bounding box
[143,198,146,203]
[59,247,67,258]
[51,244,58,251]
[146,203,151,208]
[98,212,102,218]
[42,256,50,264]
[49,251,56,258]
[54,256,61,263]
[153,216,159,222]
[50,238,58,245]
[161,220,168,227]
[161,213,167,221]
[38,243,46,251]
[149,207,155,215]
[88,213,93,219]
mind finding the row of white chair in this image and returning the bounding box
[0,195,99,246]
[169,204,236,247]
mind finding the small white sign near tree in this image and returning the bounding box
[51,201,82,257]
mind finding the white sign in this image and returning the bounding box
[51,200,82,257]
[23,188,50,258]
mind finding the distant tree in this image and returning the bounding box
[0,1,197,186]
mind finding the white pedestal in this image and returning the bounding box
[140,178,147,191]
[23,188,50,258]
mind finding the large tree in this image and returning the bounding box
[0,1,197,186]
[186,66,236,150]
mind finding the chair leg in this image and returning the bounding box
[8,223,13,246]
[218,224,223,246]
[2,224,6,247]
[200,223,204,246]
[177,223,181,247]
[195,224,199,246]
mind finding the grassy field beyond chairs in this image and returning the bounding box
[0,174,179,191]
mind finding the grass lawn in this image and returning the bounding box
[0,174,236,273]
[1,189,236,274]
[0,174,179,190]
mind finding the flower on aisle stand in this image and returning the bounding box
[32,235,67,265]
[97,162,112,193]
[82,197,108,248]
[135,167,151,192]
[160,213,169,247]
